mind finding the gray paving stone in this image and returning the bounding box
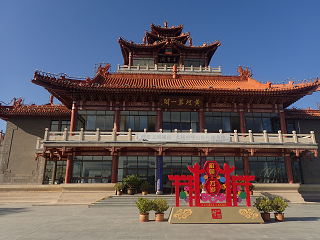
[0,203,320,239]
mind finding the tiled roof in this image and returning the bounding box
[31,68,320,109]
[285,108,320,119]
[0,102,71,121]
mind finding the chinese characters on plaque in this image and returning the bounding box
[159,96,203,109]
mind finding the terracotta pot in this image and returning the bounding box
[117,190,122,195]
[250,191,253,195]
[261,213,271,222]
[127,188,135,195]
[140,213,149,222]
[155,213,164,222]
[142,191,148,195]
[274,213,284,222]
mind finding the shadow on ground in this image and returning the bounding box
[0,208,30,216]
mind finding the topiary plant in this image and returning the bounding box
[152,198,169,213]
[254,196,272,213]
[123,174,142,189]
[141,181,150,191]
[135,197,153,213]
[113,182,124,191]
[272,196,288,213]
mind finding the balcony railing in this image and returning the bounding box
[36,128,317,150]
[117,64,222,75]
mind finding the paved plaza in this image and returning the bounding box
[0,202,320,240]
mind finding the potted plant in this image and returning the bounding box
[141,181,150,195]
[249,184,255,195]
[152,198,169,222]
[135,197,153,222]
[254,196,272,222]
[114,182,124,195]
[123,174,142,195]
[272,196,288,221]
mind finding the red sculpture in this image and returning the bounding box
[169,161,255,208]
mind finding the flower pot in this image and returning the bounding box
[127,188,135,195]
[142,191,148,195]
[139,213,149,222]
[117,190,122,195]
[261,213,271,222]
[250,191,253,195]
[155,213,164,222]
[274,213,284,222]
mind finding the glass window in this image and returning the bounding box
[86,116,96,130]
[245,113,279,133]
[249,157,287,183]
[205,112,239,133]
[162,111,199,132]
[50,120,59,131]
[120,111,157,132]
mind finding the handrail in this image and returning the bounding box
[117,64,222,74]
[41,128,317,145]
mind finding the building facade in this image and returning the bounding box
[0,22,319,194]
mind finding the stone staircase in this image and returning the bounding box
[88,193,260,208]
[88,194,181,208]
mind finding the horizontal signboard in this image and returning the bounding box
[135,133,230,142]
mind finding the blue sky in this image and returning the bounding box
[0,0,319,132]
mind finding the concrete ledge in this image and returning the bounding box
[254,183,300,191]
[0,184,62,192]
[298,184,320,202]
[61,183,115,192]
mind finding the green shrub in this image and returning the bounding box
[152,198,169,213]
[272,196,288,213]
[141,181,150,191]
[123,174,142,189]
[113,182,124,191]
[135,197,153,213]
[254,196,272,213]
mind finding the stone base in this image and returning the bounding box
[168,206,264,224]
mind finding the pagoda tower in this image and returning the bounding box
[118,22,220,68]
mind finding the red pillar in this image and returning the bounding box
[180,54,183,67]
[205,56,208,68]
[157,108,162,132]
[279,110,287,134]
[114,107,120,132]
[65,101,77,184]
[129,52,132,66]
[199,110,205,133]
[69,101,77,132]
[65,155,73,183]
[111,154,118,183]
[239,110,246,133]
[285,154,294,183]
[243,155,250,176]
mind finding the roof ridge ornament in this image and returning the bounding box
[238,66,252,81]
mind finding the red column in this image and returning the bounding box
[114,107,120,132]
[243,155,250,176]
[111,154,118,183]
[180,54,183,67]
[239,110,246,133]
[199,110,205,133]
[65,155,73,183]
[279,110,287,134]
[69,101,77,132]
[205,56,208,68]
[157,108,162,132]
[65,101,77,183]
[129,52,132,66]
[285,154,294,183]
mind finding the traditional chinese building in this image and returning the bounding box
[0,22,320,198]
